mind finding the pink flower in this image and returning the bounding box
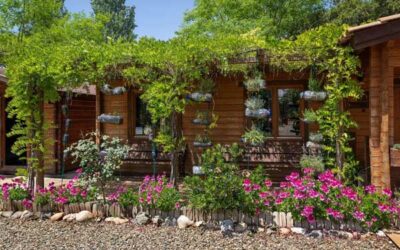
[263,200,270,206]
[286,172,299,181]
[22,199,32,209]
[0,176,5,180]
[302,168,314,175]
[75,168,83,174]
[252,184,261,191]
[264,179,272,187]
[243,179,251,186]
[278,191,290,199]
[326,208,344,220]
[365,185,376,194]
[280,182,289,188]
[320,184,329,194]
[301,206,314,222]
[175,202,180,209]
[307,189,319,198]
[294,190,306,199]
[378,204,390,212]
[259,192,267,199]
[382,188,392,197]
[353,211,364,221]
[55,197,68,204]
[341,187,357,201]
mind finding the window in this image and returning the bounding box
[135,95,151,136]
[278,89,301,137]
[246,86,303,138]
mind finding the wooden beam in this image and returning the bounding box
[95,86,101,144]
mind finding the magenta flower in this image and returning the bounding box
[302,168,314,175]
[252,184,261,191]
[286,172,299,181]
[382,188,392,197]
[353,211,365,221]
[365,185,376,194]
[75,168,83,174]
[264,179,272,187]
[326,208,344,220]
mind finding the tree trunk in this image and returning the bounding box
[35,90,45,190]
[169,111,181,185]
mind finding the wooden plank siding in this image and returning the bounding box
[0,81,5,169]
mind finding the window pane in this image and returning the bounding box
[257,90,272,136]
[278,89,301,137]
[135,96,151,136]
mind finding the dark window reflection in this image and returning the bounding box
[278,89,301,137]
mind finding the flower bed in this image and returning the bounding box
[1,170,399,232]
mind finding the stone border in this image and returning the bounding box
[0,200,380,231]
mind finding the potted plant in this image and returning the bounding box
[193,134,212,147]
[98,113,123,124]
[300,68,327,101]
[245,97,270,118]
[189,79,215,102]
[244,77,265,92]
[242,128,267,146]
[192,111,211,125]
[390,144,400,167]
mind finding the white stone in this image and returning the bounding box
[194,221,204,227]
[279,227,291,235]
[11,211,24,219]
[105,217,129,225]
[307,230,323,239]
[20,210,33,220]
[135,213,150,225]
[376,230,386,237]
[151,216,163,226]
[338,231,353,239]
[1,211,14,218]
[220,220,234,236]
[50,212,64,222]
[177,215,193,229]
[257,227,265,233]
[76,211,93,222]
[63,214,77,222]
[291,227,306,235]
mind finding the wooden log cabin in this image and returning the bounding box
[97,71,312,182]
[95,14,400,189]
[0,70,96,175]
[342,14,400,190]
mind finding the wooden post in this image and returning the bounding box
[95,85,101,145]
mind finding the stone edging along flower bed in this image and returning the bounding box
[1,199,391,232]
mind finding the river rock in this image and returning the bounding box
[76,211,93,222]
[307,230,323,239]
[266,228,276,236]
[63,213,77,222]
[20,210,33,220]
[177,215,193,229]
[135,212,150,225]
[105,217,129,225]
[151,216,163,226]
[11,211,24,219]
[291,227,306,235]
[1,211,14,218]
[338,231,354,240]
[194,221,204,227]
[50,212,64,222]
[162,217,177,227]
[279,227,291,235]
[376,230,386,237]
[220,219,234,237]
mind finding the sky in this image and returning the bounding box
[64,0,194,40]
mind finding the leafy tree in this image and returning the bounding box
[324,0,400,25]
[181,0,326,39]
[91,0,136,40]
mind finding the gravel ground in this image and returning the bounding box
[0,218,396,250]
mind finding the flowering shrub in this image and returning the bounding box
[107,187,139,208]
[1,178,32,209]
[139,174,181,211]
[246,168,399,232]
[65,133,130,201]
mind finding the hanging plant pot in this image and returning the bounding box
[101,84,127,95]
[192,118,211,125]
[309,132,323,143]
[193,141,213,147]
[98,114,123,124]
[300,91,327,101]
[193,165,204,175]
[245,108,270,118]
[244,78,266,92]
[306,141,322,149]
[188,92,212,102]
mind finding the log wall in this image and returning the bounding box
[0,82,5,169]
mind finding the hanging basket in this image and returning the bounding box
[300,91,327,101]
[98,114,123,124]
[192,118,211,125]
[101,84,127,95]
[188,92,212,102]
[193,141,213,147]
[306,141,322,149]
[193,166,204,175]
[245,108,270,118]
